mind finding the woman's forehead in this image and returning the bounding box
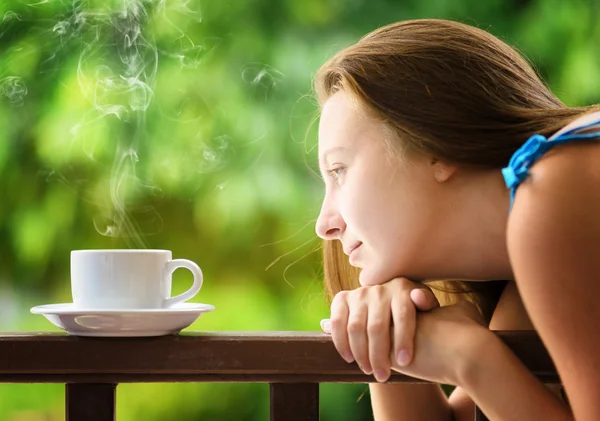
[320,91,371,125]
[319,92,387,150]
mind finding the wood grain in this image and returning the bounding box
[0,331,558,384]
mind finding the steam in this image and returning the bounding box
[0,8,28,105]
[0,11,21,39]
[4,0,284,251]
[93,147,164,248]
[73,1,158,247]
[197,134,229,173]
[0,77,27,106]
[241,63,284,100]
[15,0,207,247]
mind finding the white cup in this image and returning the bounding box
[70,249,204,310]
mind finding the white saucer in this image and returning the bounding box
[30,302,216,337]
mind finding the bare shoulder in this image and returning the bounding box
[506,112,600,417]
[507,112,600,288]
[510,108,600,223]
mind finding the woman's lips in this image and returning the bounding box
[348,243,362,265]
[343,242,362,256]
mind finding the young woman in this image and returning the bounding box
[314,19,600,421]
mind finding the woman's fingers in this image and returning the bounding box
[410,287,440,311]
[326,279,429,380]
[391,292,416,367]
[320,318,331,334]
[347,297,371,374]
[329,293,355,363]
[367,287,392,382]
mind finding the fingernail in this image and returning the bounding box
[361,364,373,375]
[342,351,354,363]
[320,319,330,332]
[375,369,389,382]
[396,349,411,366]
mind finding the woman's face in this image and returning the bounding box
[316,91,447,286]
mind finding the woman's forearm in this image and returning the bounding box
[459,333,572,421]
[370,383,452,421]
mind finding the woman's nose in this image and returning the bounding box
[316,201,346,240]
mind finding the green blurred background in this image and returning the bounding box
[0,0,598,419]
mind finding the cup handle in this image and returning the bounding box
[163,259,203,308]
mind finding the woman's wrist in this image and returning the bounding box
[453,325,502,388]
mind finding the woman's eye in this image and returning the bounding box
[328,166,346,181]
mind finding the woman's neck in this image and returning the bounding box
[431,169,514,281]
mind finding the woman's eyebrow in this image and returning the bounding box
[319,146,349,167]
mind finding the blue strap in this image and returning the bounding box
[502,117,600,210]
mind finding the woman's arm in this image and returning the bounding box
[370,383,452,421]
[458,327,571,421]
[507,143,600,421]
[385,301,572,421]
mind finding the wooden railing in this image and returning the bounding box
[0,331,558,421]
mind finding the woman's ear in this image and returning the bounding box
[431,158,458,183]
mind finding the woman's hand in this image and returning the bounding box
[320,277,440,382]
[389,300,492,386]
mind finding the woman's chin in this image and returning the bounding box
[358,265,422,286]
[358,268,388,286]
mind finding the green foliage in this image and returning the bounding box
[0,0,598,419]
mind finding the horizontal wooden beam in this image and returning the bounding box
[0,330,558,384]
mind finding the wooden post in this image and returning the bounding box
[66,383,117,421]
[270,383,319,421]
